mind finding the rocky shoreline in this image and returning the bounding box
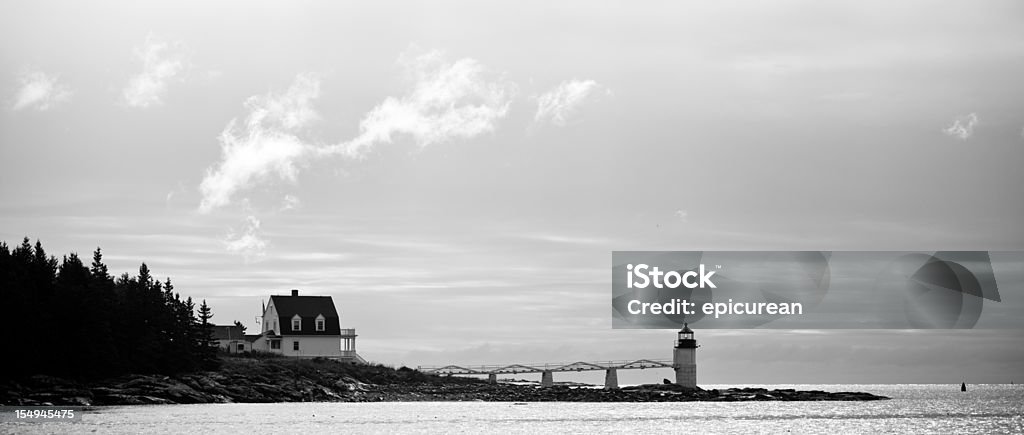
[0,357,888,406]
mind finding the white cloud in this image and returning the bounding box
[11,68,72,111]
[675,209,688,222]
[198,74,321,213]
[224,215,268,261]
[533,79,605,127]
[277,252,349,262]
[199,50,520,213]
[164,181,186,206]
[123,34,189,108]
[942,113,979,140]
[324,49,517,158]
[522,233,610,246]
[280,194,301,211]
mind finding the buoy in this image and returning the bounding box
[961,382,967,392]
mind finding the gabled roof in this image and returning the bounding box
[269,294,341,336]
[211,325,245,341]
[243,334,262,343]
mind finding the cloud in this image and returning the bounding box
[11,68,72,111]
[277,252,349,262]
[224,215,268,261]
[123,34,189,108]
[675,209,688,222]
[522,233,610,246]
[164,181,186,207]
[199,50,521,213]
[942,112,979,140]
[323,49,517,158]
[533,79,605,127]
[280,194,301,211]
[198,74,321,213]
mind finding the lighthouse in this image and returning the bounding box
[673,323,698,387]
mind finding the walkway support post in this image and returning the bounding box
[488,373,497,384]
[604,368,619,389]
[541,370,554,388]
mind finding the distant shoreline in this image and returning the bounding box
[1,356,888,406]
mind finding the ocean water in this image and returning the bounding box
[4,384,1023,434]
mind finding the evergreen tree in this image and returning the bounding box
[90,247,109,282]
[86,247,119,376]
[196,299,219,369]
[0,237,217,380]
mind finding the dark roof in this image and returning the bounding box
[212,325,245,341]
[681,323,693,334]
[269,294,341,336]
[244,334,262,343]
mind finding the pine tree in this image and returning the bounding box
[90,247,109,282]
[196,299,219,369]
[0,238,218,380]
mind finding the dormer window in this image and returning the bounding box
[292,315,302,331]
[316,314,326,331]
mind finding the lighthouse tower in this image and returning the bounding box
[673,323,698,387]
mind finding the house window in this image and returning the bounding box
[237,343,245,352]
[316,319,325,331]
[292,315,301,331]
[270,340,280,350]
[293,341,300,351]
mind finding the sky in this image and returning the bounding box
[2,0,1023,384]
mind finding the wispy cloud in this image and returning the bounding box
[323,48,517,158]
[11,68,72,111]
[224,215,268,261]
[200,49,518,213]
[276,252,349,262]
[533,79,605,127]
[675,209,688,222]
[280,194,301,211]
[942,112,979,140]
[164,181,186,207]
[123,33,189,108]
[198,74,321,213]
[521,233,610,246]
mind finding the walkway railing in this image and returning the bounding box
[418,359,675,375]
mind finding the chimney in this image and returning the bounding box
[291,289,299,297]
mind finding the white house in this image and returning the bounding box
[251,289,364,363]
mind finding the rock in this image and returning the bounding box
[102,394,147,405]
[2,357,889,405]
[66,396,92,406]
[138,396,176,405]
[156,382,210,404]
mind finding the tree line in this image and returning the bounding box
[0,237,220,380]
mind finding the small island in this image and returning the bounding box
[1,356,888,406]
[0,241,887,406]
